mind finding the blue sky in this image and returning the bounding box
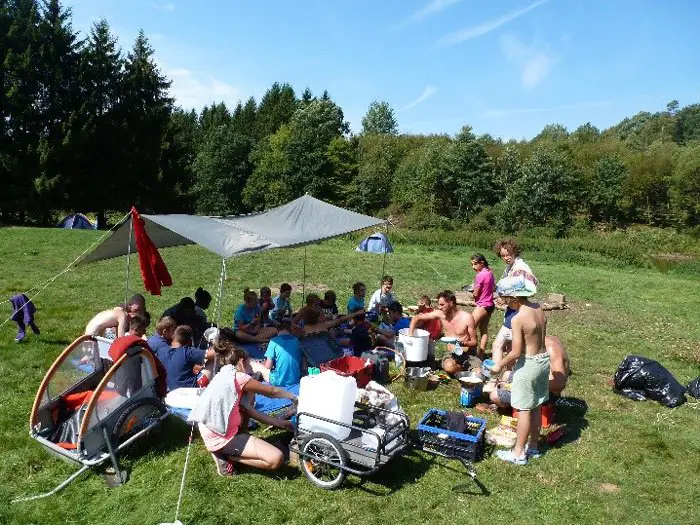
[66,0,699,139]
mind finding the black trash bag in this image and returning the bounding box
[687,377,700,400]
[613,355,686,408]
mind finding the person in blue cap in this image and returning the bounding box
[490,276,550,466]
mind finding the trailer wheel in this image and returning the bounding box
[300,433,348,489]
[112,399,166,444]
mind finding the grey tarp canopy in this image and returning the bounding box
[79,195,386,264]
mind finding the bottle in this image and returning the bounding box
[453,341,464,356]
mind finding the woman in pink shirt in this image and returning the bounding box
[198,328,297,476]
[470,254,495,358]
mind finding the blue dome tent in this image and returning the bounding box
[356,232,393,254]
[356,231,393,284]
[57,213,96,230]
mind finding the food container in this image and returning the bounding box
[320,355,374,388]
[485,426,517,448]
[455,370,485,386]
[398,328,430,362]
[482,359,496,378]
[405,366,431,391]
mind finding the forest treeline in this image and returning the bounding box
[3,1,700,234]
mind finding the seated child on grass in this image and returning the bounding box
[234,289,277,343]
[292,293,321,325]
[259,286,274,326]
[269,283,293,323]
[347,282,366,313]
[416,295,443,340]
[300,307,357,336]
[263,320,304,387]
[319,290,339,319]
[148,316,177,366]
[348,308,374,356]
[126,313,151,339]
[165,325,216,391]
[375,301,410,347]
[194,287,212,325]
[368,276,396,314]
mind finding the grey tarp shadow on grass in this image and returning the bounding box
[78,195,386,264]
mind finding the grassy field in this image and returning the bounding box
[1,226,699,525]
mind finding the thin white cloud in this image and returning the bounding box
[436,0,549,46]
[151,2,176,12]
[166,67,244,109]
[500,34,553,88]
[399,85,437,112]
[409,0,464,22]
[481,100,614,118]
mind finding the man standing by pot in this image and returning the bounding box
[408,290,478,374]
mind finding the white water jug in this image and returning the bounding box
[297,371,356,440]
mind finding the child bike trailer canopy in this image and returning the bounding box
[20,335,168,502]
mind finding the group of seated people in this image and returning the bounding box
[81,263,571,474]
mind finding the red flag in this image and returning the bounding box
[131,207,172,295]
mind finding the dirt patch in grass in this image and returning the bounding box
[284,282,330,294]
[599,482,621,494]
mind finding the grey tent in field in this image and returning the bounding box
[79,195,385,264]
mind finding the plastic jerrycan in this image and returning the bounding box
[297,370,357,440]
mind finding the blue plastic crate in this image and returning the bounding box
[417,409,486,461]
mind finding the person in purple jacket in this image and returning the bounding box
[10,294,40,343]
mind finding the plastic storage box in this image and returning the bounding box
[417,409,486,461]
[320,355,374,388]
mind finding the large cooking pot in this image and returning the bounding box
[405,366,431,391]
[397,328,429,362]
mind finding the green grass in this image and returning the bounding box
[1,226,700,525]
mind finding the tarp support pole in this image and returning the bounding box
[212,258,227,376]
[124,213,134,306]
[381,246,388,283]
[301,245,307,302]
[379,225,389,286]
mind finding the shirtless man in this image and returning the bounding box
[84,294,146,339]
[490,276,549,466]
[408,290,477,374]
[490,335,570,408]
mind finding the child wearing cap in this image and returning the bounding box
[490,276,549,466]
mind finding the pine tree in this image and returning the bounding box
[68,18,124,227]
[199,101,231,143]
[3,0,42,222]
[231,96,257,137]
[160,108,198,212]
[119,29,172,210]
[34,0,82,217]
[254,82,297,140]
